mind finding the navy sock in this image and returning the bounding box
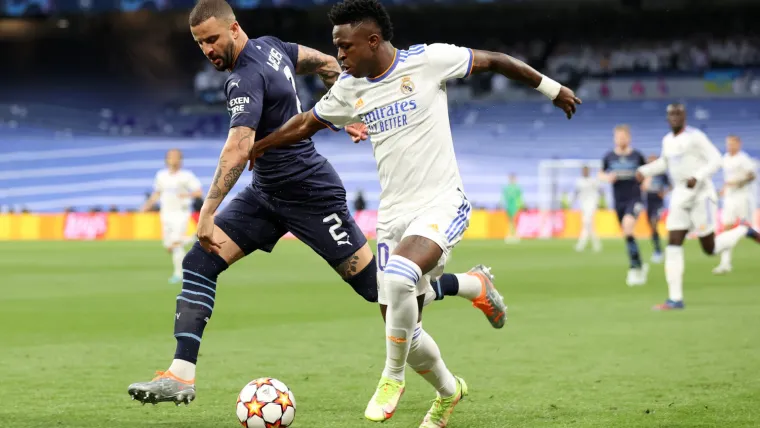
[652,231,662,254]
[431,274,459,300]
[746,227,759,240]
[174,242,228,364]
[626,236,642,268]
[345,257,378,303]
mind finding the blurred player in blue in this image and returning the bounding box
[599,124,649,286]
[641,154,671,263]
[127,0,504,407]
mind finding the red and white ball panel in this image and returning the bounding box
[236,378,296,428]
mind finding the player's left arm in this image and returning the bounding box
[736,155,757,188]
[469,49,581,119]
[185,174,203,199]
[691,133,723,184]
[295,45,342,89]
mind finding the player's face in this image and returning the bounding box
[667,107,686,131]
[166,150,182,169]
[614,129,630,150]
[726,137,741,155]
[332,23,380,78]
[191,17,239,71]
[581,167,589,177]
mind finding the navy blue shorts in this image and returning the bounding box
[647,200,664,224]
[214,162,366,267]
[615,199,644,223]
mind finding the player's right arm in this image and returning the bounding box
[598,154,617,183]
[637,154,668,179]
[248,82,359,168]
[141,173,161,212]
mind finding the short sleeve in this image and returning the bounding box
[602,153,611,171]
[424,43,474,82]
[257,36,298,66]
[741,154,756,172]
[637,151,647,167]
[312,84,357,131]
[226,72,265,130]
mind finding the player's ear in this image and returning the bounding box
[230,21,240,38]
[368,33,380,50]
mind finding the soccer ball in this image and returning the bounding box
[236,378,296,428]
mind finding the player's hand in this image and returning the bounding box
[553,87,582,119]
[345,123,368,143]
[197,214,224,254]
[635,171,645,182]
[686,177,697,189]
[606,172,617,183]
[247,147,263,171]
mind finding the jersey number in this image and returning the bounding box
[323,213,349,245]
[377,243,389,271]
[283,66,303,114]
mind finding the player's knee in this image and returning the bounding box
[182,242,229,284]
[344,257,378,303]
[384,255,421,295]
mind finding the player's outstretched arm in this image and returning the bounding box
[470,50,582,119]
[692,134,723,184]
[247,111,326,170]
[295,45,342,89]
[637,157,667,180]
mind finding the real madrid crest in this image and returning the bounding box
[400,76,415,94]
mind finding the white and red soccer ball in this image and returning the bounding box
[236,378,296,428]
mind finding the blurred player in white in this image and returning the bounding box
[637,104,760,311]
[246,0,581,425]
[142,149,203,283]
[713,135,756,274]
[573,165,602,252]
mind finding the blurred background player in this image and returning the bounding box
[141,149,202,283]
[600,125,648,286]
[502,173,523,243]
[573,165,602,252]
[714,135,757,274]
[637,104,760,311]
[641,154,671,263]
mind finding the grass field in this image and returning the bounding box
[1,239,759,428]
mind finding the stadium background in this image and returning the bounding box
[1,0,759,241]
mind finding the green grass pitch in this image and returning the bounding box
[1,239,759,427]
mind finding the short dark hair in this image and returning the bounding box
[189,0,235,27]
[328,0,394,42]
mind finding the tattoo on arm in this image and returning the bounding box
[206,127,255,202]
[296,45,341,88]
[335,254,360,279]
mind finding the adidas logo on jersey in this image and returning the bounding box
[355,98,364,109]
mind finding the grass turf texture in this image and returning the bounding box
[1,240,759,428]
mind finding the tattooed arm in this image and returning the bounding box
[296,45,341,89]
[199,126,255,217]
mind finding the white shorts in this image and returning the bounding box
[161,211,191,248]
[376,191,471,305]
[581,207,596,225]
[666,196,717,237]
[722,196,752,225]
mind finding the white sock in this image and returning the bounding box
[713,225,748,255]
[382,255,421,382]
[720,250,732,267]
[407,323,457,397]
[172,245,186,277]
[665,246,684,302]
[454,273,483,300]
[168,359,196,381]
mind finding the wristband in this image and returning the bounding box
[536,76,562,100]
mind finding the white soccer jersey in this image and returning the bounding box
[575,177,600,210]
[313,43,473,219]
[723,151,755,198]
[153,169,201,213]
[639,126,721,208]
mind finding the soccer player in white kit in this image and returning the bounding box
[713,135,756,274]
[636,104,760,311]
[141,149,203,283]
[574,165,602,252]
[246,0,581,425]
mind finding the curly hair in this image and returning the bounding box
[328,0,394,42]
